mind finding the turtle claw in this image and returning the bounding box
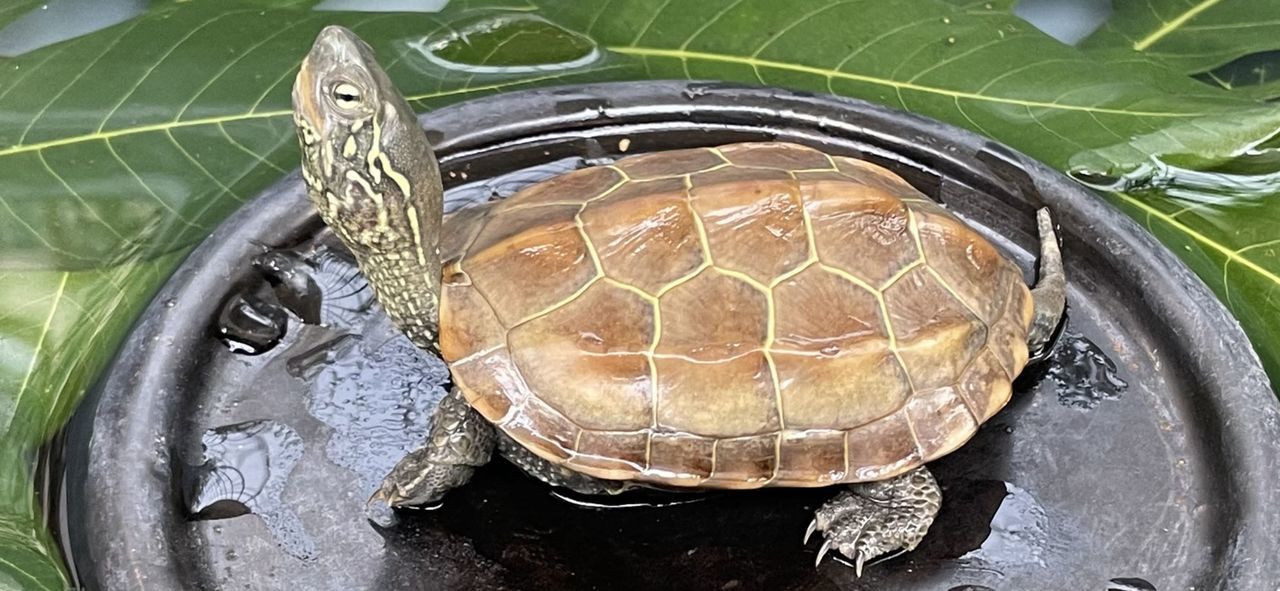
[814,539,833,567]
[804,518,818,544]
[805,467,941,576]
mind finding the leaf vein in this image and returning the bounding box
[37,150,128,240]
[4,272,68,436]
[104,138,202,229]
[0,554,55,591]
[18,17,143,144]
[96,9,256,134]
[176,13,319,121]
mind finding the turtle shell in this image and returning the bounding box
[438,142,1033,489]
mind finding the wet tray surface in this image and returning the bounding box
[64,82,1280,591]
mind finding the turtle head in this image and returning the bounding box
[292,26,444,349]
[292,25,443,266]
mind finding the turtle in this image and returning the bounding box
[291,26,1066,573]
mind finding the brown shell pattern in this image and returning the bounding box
[439,142,1034,488]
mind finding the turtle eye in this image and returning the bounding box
[331,82,362,109]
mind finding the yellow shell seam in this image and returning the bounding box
[499,175,633,329]
[681,202,789,431]
[902,408,926,463]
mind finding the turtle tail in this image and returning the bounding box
[1027,208,1066,356]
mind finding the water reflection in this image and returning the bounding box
[0,0,144,57]
[313,0,448,13]
[961,482,1051,568]
[409,14,599,74]
[1108,577,1157,591]
[1012,0,1111,46]
[1072,155,1280,209]
[1047,330,1127,409]
[184,419,316,560]
[277,239,448,498]
[216,285,289,355]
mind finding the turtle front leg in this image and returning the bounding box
[366,386,495,525]
[807,466,941,575]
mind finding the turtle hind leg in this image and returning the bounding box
[496,434,630,496]
[1027,208,1067,356]
[367,386,495,525]
[808,466,941,576]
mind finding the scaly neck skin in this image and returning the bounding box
[359,241,442,352]
[297,100,445,353]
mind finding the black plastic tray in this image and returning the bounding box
[63,81,1280,591]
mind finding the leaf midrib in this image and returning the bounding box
[1133,0,1225,51]
[608,46,1214,117]
[0,70,588,158]
[1113,191,1280,302]
[0,44,1220,160]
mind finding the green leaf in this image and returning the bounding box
[5,0,1280,586]
[0,438,67,591]
[0,252,184,590]
[0,512,64,591]
[1081,0,1280,96]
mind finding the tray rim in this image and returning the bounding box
[65,80,1280,590]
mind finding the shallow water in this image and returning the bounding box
[185,420,315,560]
[1047,329,1128,409]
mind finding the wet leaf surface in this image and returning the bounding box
[3,0,1280,586]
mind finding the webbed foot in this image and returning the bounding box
[806,466,941,575]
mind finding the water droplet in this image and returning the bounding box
[1046,329,1128,409]
[216,287,287,355]
[184,420,315,559]
[681,84,714,100]
[411,14,599,74]
[941,16,952,24]
[163,298,176,309]
[946,36,957,45]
